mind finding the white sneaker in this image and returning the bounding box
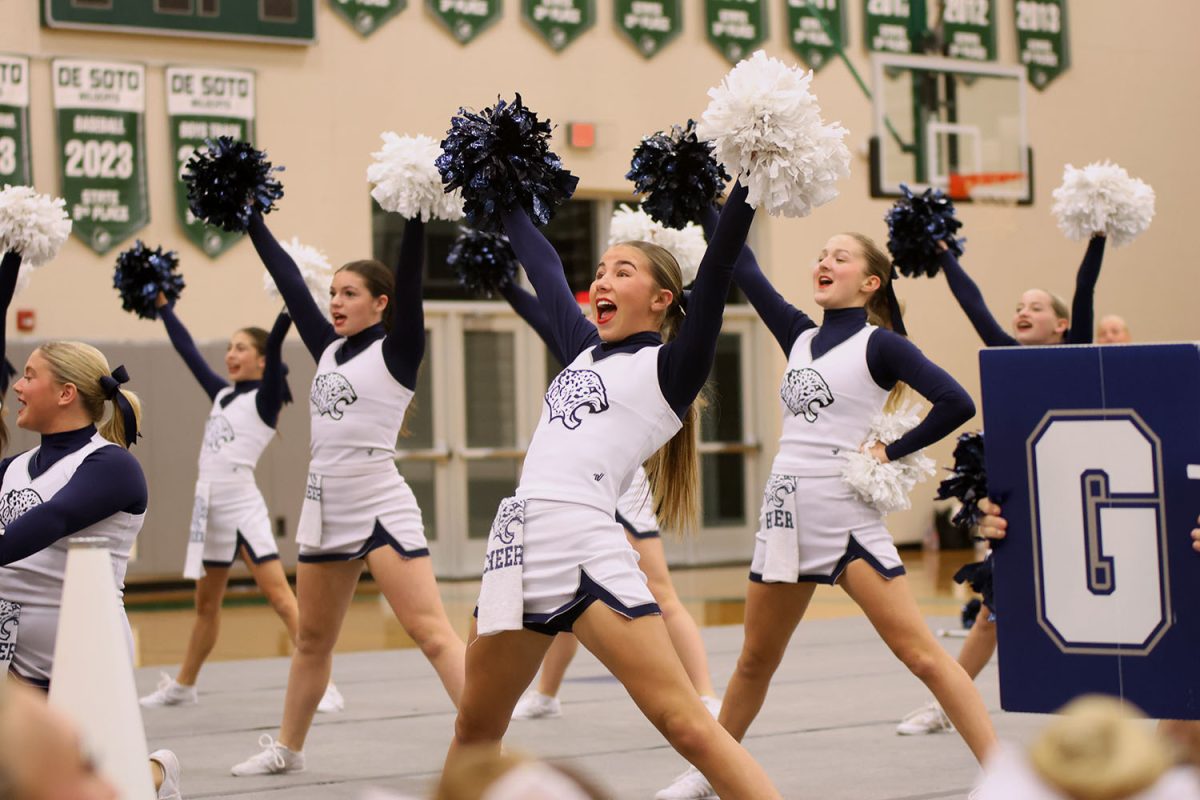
[655,766,716,800]
[896,701,954,735]
[317,682,344,713]
[230,734,305,776]
[139,673,197,708]
[149,749,181,800]
[701,695,722,719]
[510,690,562,720]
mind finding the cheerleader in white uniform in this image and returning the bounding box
[657,226,994,800]
[447,183,782,800]
[230,212,465,775]
[500,282,721,719]
[137,300,342,712]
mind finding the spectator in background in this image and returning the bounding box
[1097,314,1133,343]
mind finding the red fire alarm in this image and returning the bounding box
[16,309,35,333]
[567,122,595,150]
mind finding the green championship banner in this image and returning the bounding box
[167,66,256,258]
[1014,0,1069,89]
[943,0,996,61]
[523,0,595,51]
[787,0,846,72]
[330,0,407,37]
[427,0,503,44]
[864,0,913,53]
[706,0,769,64]
[615,1,683,59]
[52,59,148,255]
[0,54,32,187]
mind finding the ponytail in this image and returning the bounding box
[846,232,910,412]
[35,342,142,448]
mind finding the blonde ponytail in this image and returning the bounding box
[34,342,142,448]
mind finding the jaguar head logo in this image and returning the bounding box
[0,488,42,528]
[0,599,20,641]
[490,498,525,545]
[781,368,834,423]
[310,372,358,420]
[764,475,797,509]
[202,415,235,452]
[545,368,610,431]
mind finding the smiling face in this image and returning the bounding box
[1012,289,1068,345]
[812,234,882,310]
[329,269,388,337]
[590,243,675,342]
[225,331,265,381]
[13,350,73,433]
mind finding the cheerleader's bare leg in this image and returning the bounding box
[175,566,232,686]
[956,604,996,680]
[839,560,997,761]
[366,547,466,706]
[277,560,363,750]
[446,621,554,766]
[532,633,578,697]
[243,547,300,644]
[572,604,782,800]
[719,581,816,741]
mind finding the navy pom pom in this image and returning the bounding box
[626,120,730,230]
[183,137,284,233]
[113,241,185,320]
[954,560,995,614]
[448,228,518,298]
[436,94,578,232]
[886,184,964,278]
[935,432,987,530]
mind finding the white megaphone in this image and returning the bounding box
[49,538,155,800]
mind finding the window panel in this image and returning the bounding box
[467,460,520,539]
[701,453,746,527]
[398,460,437,541]
[701,333,744,443]
[464,331,517,448]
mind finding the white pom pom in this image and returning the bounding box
[697,50,851,218]
[0,185,72,267]
[367,132,465,222]
[1051,161,1155,247]
[608,204,707,285]
[265,236,334,320]
[841,402,937,513]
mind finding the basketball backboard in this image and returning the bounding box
[870,53,1032,203]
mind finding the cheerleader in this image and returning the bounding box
[499,282,721,720]
[657,224,991,800]
[447,183,781,800]
[895,237,1105,736]
[230,212,465,776]
[0,341,181,800]
[135,298,342,713]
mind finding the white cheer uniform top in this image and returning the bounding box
[0,434,143,606]
[518,346,681,514]
[197,387,275,481]
[308,338,414,476]
[771,326,889,477]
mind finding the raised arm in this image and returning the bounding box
[1066,235,1106,345]
[501,206,600,362]
[659,183,756,414]
[158,302,228,401]
[699,206,816,353]
[500,282,566,366]
[867,330,976,461]
[938,251,1017,347]
[255,311,292,428]
[380,217,426,391]
[0,251,20,394]
[247,212,337,361]
[0,447,147,566]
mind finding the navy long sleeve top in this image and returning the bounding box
[159,305,292,428]
[0,425,147,566]
[1,251,21,394]
[501,182,756,419]
[722,218,974,461]
[938,236,1106,347]
[500,283,566,366]
[247,212,425,390]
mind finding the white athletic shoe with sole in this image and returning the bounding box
[701,695,722,719]
[230,734,305,776]
[510,690,562,720]
[655,766,716,800]
[149,749,182,800]
[139,673,197,708]
[317,682,345,713]
[896,701,954,735]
